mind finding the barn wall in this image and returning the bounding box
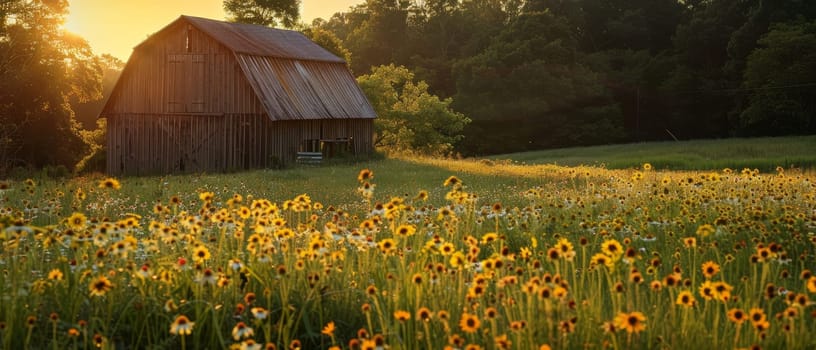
[103,21,265,115]
[107,114,373,175]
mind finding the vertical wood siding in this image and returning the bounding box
[107,115,372,175]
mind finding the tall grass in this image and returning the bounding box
[493,135,816,171]
[0,157,814,349]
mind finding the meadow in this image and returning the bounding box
[0,149,815,349]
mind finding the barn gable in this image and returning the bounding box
[101,16,375,175]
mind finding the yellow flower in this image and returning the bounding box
[727,308,746,324]
[696,224,715,237]
[480,232,499,245]
[170,315,194,335]
[701,261,720,279]
[357,169,374,182]
[395,224,416,237]
[459,313,481,333]
[590,253,615,269]
[98,178,121,190]
[601,239,623,259]
[89,275,113,297]
[394,310,411,322]
[199,191,215,202]
[192,245,211,263]
[321,321,336,336]
[443,176,461,187]
[807,276,816,293]
[66,212,87,231]
[47,269,64,281]
[377,238,397,255]
[642,163,652,171]
[676,290,696,307]
[614,311,646,334]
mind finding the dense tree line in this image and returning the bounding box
[313,0,816,155]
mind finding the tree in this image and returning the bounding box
[0,0,103,171]
[223,0,300,28]
[453,8,625,154]
[357,64,470,155]
[301,27,351,65]
[738,21,816,135]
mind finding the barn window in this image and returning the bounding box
[167,54,206,113]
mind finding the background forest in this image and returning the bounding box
[1,0,815,172]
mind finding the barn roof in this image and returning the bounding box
[181,16,345,63]
[107,16,375,121]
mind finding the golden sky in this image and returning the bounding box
[65,0,361,61]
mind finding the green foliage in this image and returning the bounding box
[357,64,470,155]
[739,21,816,135]
[453,9,626,154]
[0,0,103,172]
[301,27,351,65]
[223,0,300,28]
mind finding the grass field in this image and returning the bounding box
[491,135,816,171]
[0,138,815,349]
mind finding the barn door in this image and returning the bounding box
[167,54,206,113]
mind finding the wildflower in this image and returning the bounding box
[727,309,746,324]
[696,224,715,237]
[443,176,461,187]
[590,253,614,269]
[164,300,178,312]
[701,261,720,279]
[676,290,696,307]
[191,245,211,263]
[481,232,499,244]
[240,339,263,350]
[601,239,623,259]
[98,178,121,190]
[699,281,715,301]
[377,238,397,255]
[170,315,194,335]
[749,308,767,325]
[394,310,411,322]
[459,313,481,333]
[232,322,254,340]
[321,321,336,336]
[395,224,416,237]
[683,237,697,248]
[614,311,646,334]
[89,275,113,297]
[495,334,511,349]
[642,163,652,171]
[47,269,64,281]
[199,191,215,202]
[417,307,433,322]
[357,169,374,182]
[807,276,816,293]
[67,212,87,230]
[251,307,269,320]
[415,190,429,201]
[195,268,218,285]
[712,281,733,302]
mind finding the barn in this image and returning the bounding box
[100,15,376,175]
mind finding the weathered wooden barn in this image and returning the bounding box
[100,15,376,175]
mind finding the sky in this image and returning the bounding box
[64,0,361,61]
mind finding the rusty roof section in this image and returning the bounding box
[181,16,345,63]
[236,55,377,120]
